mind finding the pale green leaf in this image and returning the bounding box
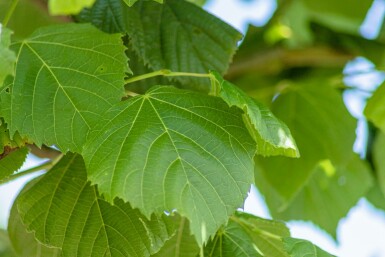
[283,238,335,257]
[255,82,356,205]
[365,83,385,133]
[269,156,373,238]
[0,147,28,181]
[0,25,16,87]
[204,212,290,257]
[210,71,299,158]
[1,23,128,152]
[8,181,61,257]
[122,0,163,7]
[83,86,255,245]
[151,217,199,257]
[17,153,174,257]
[49,0,96,15]
[78,0,242,91]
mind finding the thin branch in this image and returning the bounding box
[0,161,53,185]
[28,144,62,160]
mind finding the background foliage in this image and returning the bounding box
[1,0,385,256]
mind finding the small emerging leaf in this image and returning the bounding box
[83,86,255,245]
[0,25,16,87]
[49,0,96,15]
[210,71,299,158]
[17,153,174,257]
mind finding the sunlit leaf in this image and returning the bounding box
[283,237,335,257]
[49,0,96,15]
[17,153,174,257]
[210,71,299,158]
[1,23,128,152]
[83,86,255,245]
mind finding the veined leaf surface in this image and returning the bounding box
[83,86,256,245]
[17,153,174,257]
[0,25,16,87]
[1,23,128,152]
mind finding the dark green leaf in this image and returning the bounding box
[0,26,16,87]
[83,86,255,245]
[255,82,356,205]
[49,0,96,15]
[283,237,335,257]
[122,0,163,7]
[79,0,242,91]
[1,23,129,152]
[17,153,174,257]
[210,71,299,158]
[151,217,199,257]
[204,212,290,257]
[268,156,373,238]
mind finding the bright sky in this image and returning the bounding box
[1,1,385,256]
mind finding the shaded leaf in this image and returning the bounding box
[0,25,16,87]
[265,156,373,238]
[49,0,96,15]
[1,23,128,152]
[255,82,356,205]
[283,237,335,257]
[79,0,242,91]
[210,71,299,158]
[17,153,174,257]
[204,212,290,257]
[8,180,61,257]
[151,217,199,257]
[83,86,255,245]
[365,82,385,134]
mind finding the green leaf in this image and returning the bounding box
[255,82,356,205]
[83,86,255,245]
[1,23,128,152]
[373,131,385,196]
[365,82,385,133]
[268,156,373,238]
[17,153,174,257]
[8,181,61,257]
[49,0,96,15]
[283,238,335,257]
[0,230,16,257]
[0,147,28,181]
[79,0,242,91]
[204,212,290,257]
[0,25,16,87]
[122,0,163,7]
[210,71,299,158]
[151,217,199,257]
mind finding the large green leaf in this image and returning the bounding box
[49,0,96,15]
[1,23,128,152]
[17,153,174,257]
[0,230,16,257]
[365,83,385,133]
[283,238,335,257]
[0,147,28,181]
[8,180,61,257]
[255,82,356,205]
[204,212,290,257]
[0,26,16,87]
[122,0,163,7]
[83,86,255,245]
[78,0,242,91]
[266,156,373,238]
[210,71,299,158]
[151,217,199,257]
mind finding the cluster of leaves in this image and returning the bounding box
[1,0,385,256]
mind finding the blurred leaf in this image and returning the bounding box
[49,0,96,15]
[210,71,299,158]
[365,82,385,134]
[256,81,356,205]
[264,155,373,238]
[373,131,385,196]
[283,237,335,257]
[8,181,61,257]
[0,230,16,257]
[366,183,385,211]
[82,86,255,245]
[204,212,290,257]
[151,217,199,257]
[0,26,16,87]
[17,153,174,257]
